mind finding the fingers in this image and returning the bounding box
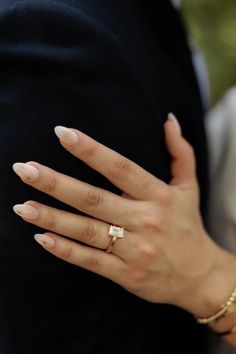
[54,126,166,200]
[164,113,197,186]
[13,162,136,229]
[13,201,133,259]
[34,232,127,285]
[14,201,111,249]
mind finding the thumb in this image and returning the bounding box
[164,113,196,186]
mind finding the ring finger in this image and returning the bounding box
[13,201,133,259]
[13,161,136,229]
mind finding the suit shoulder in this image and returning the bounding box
[0,0,122,63]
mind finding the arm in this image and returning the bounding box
[12,114,236,348]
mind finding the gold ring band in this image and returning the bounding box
[106,236,118,253]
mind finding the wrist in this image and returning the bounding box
[178,237,236,318]
[192,243,236,319]
[209,307,236,335]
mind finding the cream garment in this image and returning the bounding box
[207,87,236,354]
[207,87,236,253]
[170,0,181,8]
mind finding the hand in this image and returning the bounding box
[12,114,236,318]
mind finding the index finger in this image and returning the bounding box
[54,126,166,200]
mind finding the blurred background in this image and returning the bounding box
[182,0,236,105]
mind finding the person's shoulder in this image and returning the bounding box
[0,0,97,33]
[0,0,120,69]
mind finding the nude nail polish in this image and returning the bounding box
[34,234,55,248]
[13,163,39,182]
[13,204,39,220]
[168,113,182,135]
[54,126,79,146]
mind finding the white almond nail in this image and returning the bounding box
[13,163,39,182]
[54,126,79,146]
[168,113,182,135]
[13,204,39,220]
[34,234,55,248]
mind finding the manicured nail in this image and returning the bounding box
[12,163,39,182]
[168,113,182,135]
[13,204,39,220]
[34,234,55,248]
[54,126,79,146]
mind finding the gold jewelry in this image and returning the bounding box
[106,225,124,253]
[197,285,236,324]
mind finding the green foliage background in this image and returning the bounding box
[182,0,236,104]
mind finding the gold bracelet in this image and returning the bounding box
[196,285,236,324]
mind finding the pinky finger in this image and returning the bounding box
[34,232,127,284]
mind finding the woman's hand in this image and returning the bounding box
[12,114,236,319]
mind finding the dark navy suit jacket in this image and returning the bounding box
[0,1,208,353]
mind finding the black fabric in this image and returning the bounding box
[0,1,208,353]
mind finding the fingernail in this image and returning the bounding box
[13,204,39,220]
[12,163,39,182]
[168,113,182,135]
[54,126,79,146]
[34,234,55,248]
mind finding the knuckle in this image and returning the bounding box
[44,212,56,230]
[84,252,101,270]
[61,244,74,261]
[43,174,58,194]
[81,189,104,209]
[139,214,161,233]
[110,157,130,179]
[136,242,156,263]
[82,222,98,244]
[80,144,96,161]
[125,267,148,291]
[132,269,147,283]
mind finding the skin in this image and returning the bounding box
[12,116,236,347]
